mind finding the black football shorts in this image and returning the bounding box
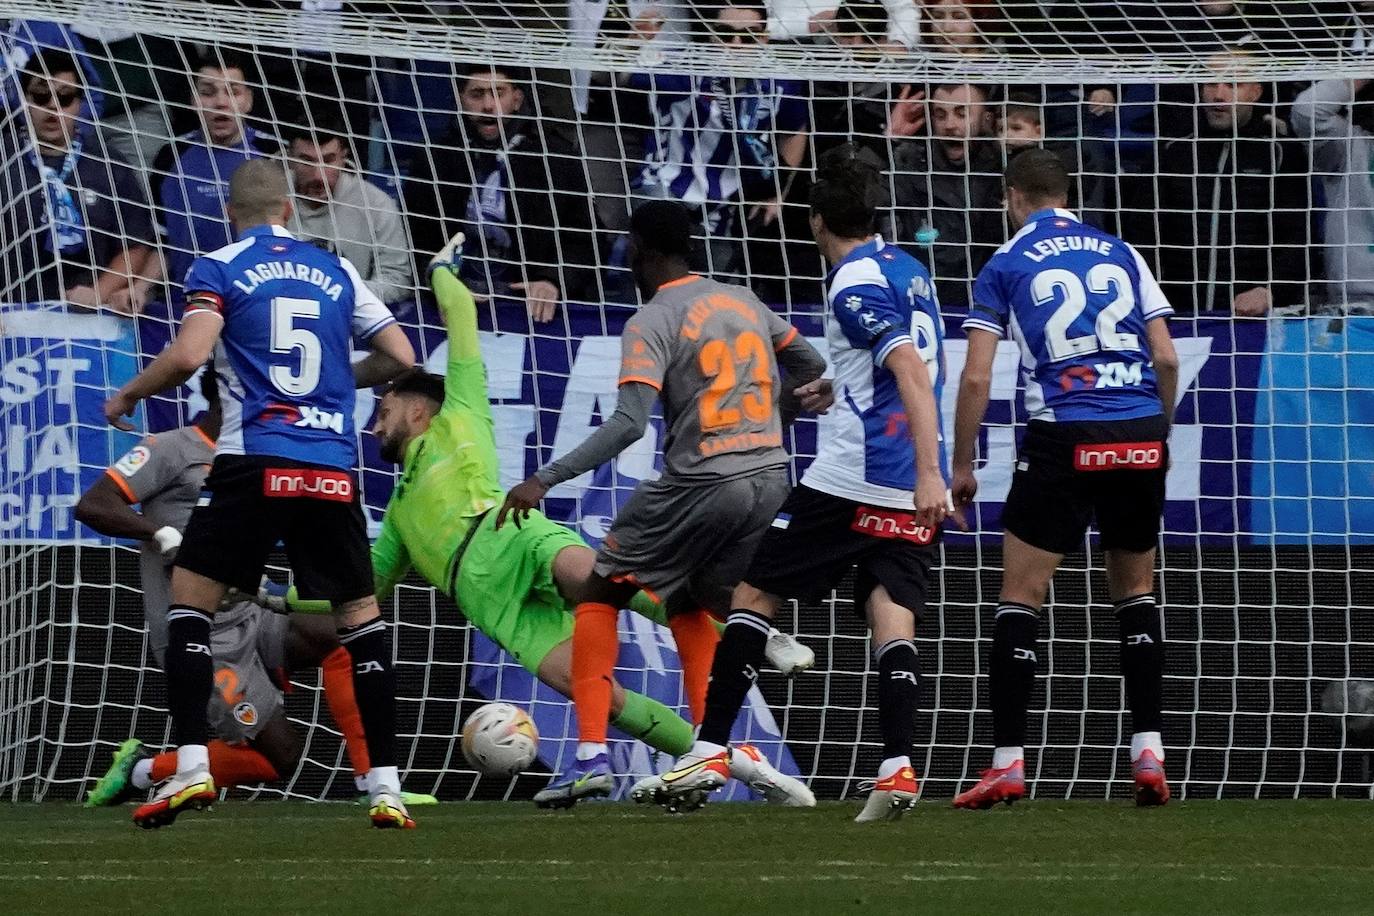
[1001,415,1169,555]
[744,485,938,622]
[176,455,374,604]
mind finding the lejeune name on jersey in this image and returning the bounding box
[1020,235,1114,263]
[231,260,344,300]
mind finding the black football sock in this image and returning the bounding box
[165,606,214,749]
[990,603,1040,750]
[337,618,397,768]
[1115,594,1165,734]
[696,610,771,748]
[876,638,920,760]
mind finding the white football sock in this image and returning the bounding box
[131,758,153,789]
[576,742,608,761]
[177,744,208,773]
[1131,732,1164,762]
[354,775,368,793]
[366,765,401,795]
[690,739,727,759]
[992,746,1024,770]
[877,755,910,781]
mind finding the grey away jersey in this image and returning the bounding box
[620,274,798,483]
[107,426,216,662]
[106,426,287,739]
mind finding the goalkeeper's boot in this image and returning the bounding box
[730,743,815,807]
[855,764,919,823]
[952,760,1026,810]
[355,790,439,807]
[85,738,152,808]
[658,747,731,813]
[427,231,466,277]
[370,789,417,829]
[629,772,668,805]
[765,629,815,678]
[533,753,614,809]
[1132,750,1170,807]
[131,765,215,829]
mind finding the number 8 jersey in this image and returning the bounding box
[182,225,397,470]
[964,208,1173,422]
[802,237,945,510]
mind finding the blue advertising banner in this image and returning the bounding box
[1,303,142,542]
[1251,316,1374,545]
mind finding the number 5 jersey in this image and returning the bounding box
[182,224,397,470]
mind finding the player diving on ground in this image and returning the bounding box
[78,370,436,809]
[266,233,814,807]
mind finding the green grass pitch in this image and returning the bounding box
[3,801,1370,914]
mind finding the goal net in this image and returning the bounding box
[3,0,1374,804]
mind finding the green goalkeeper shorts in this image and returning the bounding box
[452,509,586,674]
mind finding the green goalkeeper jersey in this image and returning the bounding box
[372,270,504,598]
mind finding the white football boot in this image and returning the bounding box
[764,629,815,677]
[730,744,816,807]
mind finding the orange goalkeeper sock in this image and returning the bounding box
[668,609,721,725]
[150,740,278,786]
[572,602,619,744]
[321,646,370,778]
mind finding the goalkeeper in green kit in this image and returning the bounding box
[270,235,813,806]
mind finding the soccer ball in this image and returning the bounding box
[461,703,540,776]
[1320,679,1374,737]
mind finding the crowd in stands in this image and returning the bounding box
[4,0,1374,327]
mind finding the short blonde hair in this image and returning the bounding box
[228,158,290,225]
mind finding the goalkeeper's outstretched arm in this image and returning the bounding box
[431,265,486,405]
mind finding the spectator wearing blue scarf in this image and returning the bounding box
[1,50,157,311]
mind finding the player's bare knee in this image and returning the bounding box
[170,566,228,616]
[551,545,597,601]
[866,587,916,646]
[286,614,340,669]
[1000,533,1060,609]
[536,640,574,698]
[1105,548,1157,601]
[730,582,779,619]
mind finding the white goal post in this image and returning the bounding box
[2,1,1373,803]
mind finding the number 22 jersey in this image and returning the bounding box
[182,224,397,470]
[964,208,1173,423]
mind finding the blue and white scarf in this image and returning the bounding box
[27,134,87,254]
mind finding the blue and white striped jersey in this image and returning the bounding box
[964,208,1173,423]
[803,237,946,510]
[629,73,807,227]
[182,225,396,470]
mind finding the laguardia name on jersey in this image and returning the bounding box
[802,237,945,511]
[964,208,1173,422]
[182,225,396,470]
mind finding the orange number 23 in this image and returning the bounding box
[698,330,773,431]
